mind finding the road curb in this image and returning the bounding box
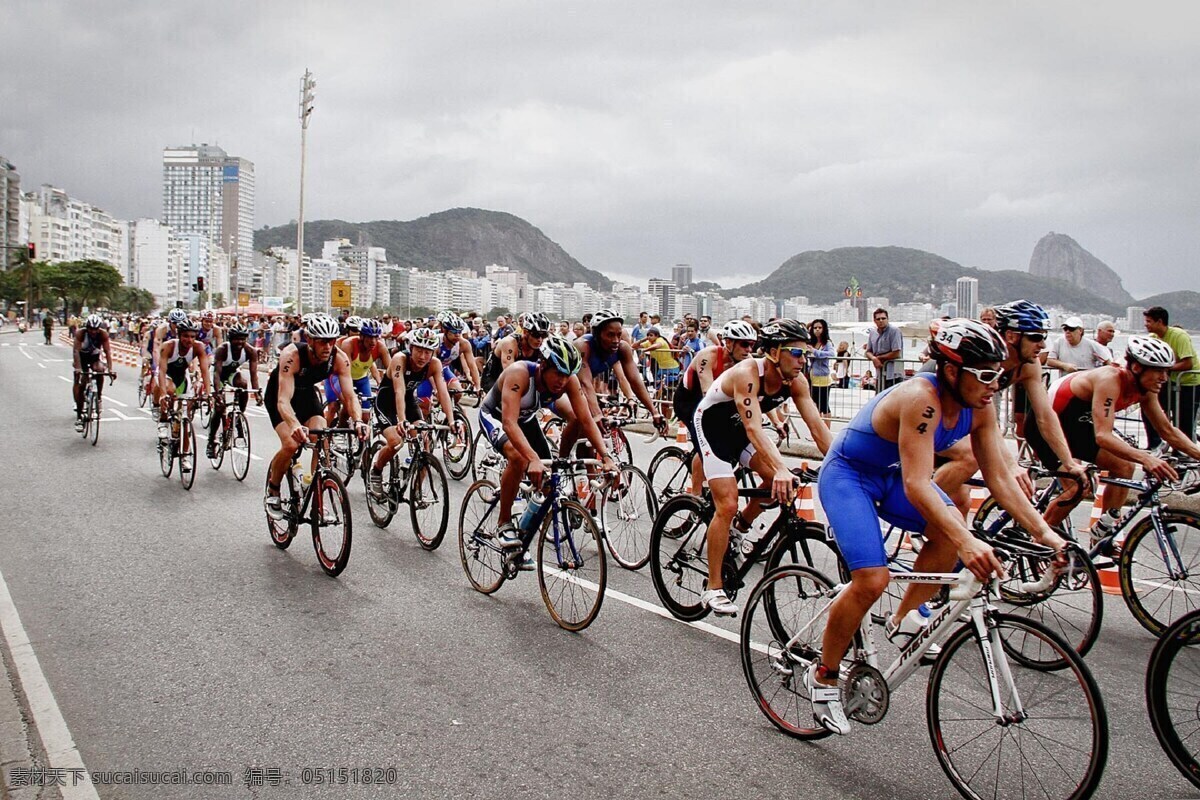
[0,638,54,800]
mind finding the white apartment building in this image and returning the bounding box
[1,157,19,266]
[21,185,123,268]
[955,277,980,320]
[131,219,178,310]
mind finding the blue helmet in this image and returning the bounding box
[359,320,383,338]
[994,300,1050,334]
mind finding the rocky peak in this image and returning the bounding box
[1028,232,1134,305]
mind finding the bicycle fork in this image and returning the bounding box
[1150,510,1189,581]
[969,600,1028,726]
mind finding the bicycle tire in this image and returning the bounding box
[79,388,92,440]
[311,471,352,577]
[740,564,838,740]
[159,431,174,478]
[927,612,1108,800]
[538,497,606,631]
[997,546,1103,662]
[764,523,845,584]
[137,374,147,407]
[209,415,227,470]
[471,429,505,483]
[179,417,197,491]
[971,495,1006,535]
[458,479,506,594]
[648,445,691,503]
[598,463,657,571]
[87,392,100,446]
[1120,509,1200,636]
[443,406,474,481]
[608,427,633,466]
[648,493,714,621]
[410,454,450,550]
[1146,610,1200,790]
[363,441,397,529]
[230,412,251,481]
[267,471,298,549]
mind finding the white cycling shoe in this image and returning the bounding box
[700,589,738,617]
[805,662,850,735]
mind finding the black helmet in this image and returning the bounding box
[929,318,1006,366]
[758,318,810,346]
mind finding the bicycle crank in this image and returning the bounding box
[843,662,889,725]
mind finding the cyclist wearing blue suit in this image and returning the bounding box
[811,318,1066,736]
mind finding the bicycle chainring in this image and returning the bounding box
[844,662,889,725]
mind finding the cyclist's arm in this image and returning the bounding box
[71,330,82,371]
[1091,373,1155,466]
[101,332,113,376]
[897,389,973,545]
[389,356,408,427]
[247,345,261,392]
[573,340,603,419]
[276,349,302,430]
[196,344,212,396]
[1142,389,1200,460]
[616,342,659,419]
[374,342,391,381]
[459,339,480,386]
[156,340,172,398]
[788,374,833,454]
[499,367,542,464]
[333,352,363,423]
[563,376,611,460]
[1020,363,1082,473]
[497,338,518,370]
[971,404,1062,548]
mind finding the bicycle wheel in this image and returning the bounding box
[648,445,691,503]
[927,613,1107,800]
[158,431,174,478]
[471,429,505,483]
[267,471,298,549]
[362,441,397,529]
[458,479,506,594]
[229,411,251,481]
[196,398,210,429]
[1120,509,1200,636]
[608,427,633,466]
[538,498,606,631]
[997,546,1102,661]
[179,417,197,490]
[598,464,657,571]
[765,524,844,584]
[971,495,1007,535]
[209,415,227,470]
[648,493,714,621]
[409,454,450,550]
[311,471,352,576]
[740,564,838,740]
[87,392,100,446]
[1147,610,1200,790]
[440,407,473,481]
[137,373,147,407]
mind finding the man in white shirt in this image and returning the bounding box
[1046,316,1112,375]
[1095,321,1118,364]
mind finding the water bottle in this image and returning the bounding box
[518,492,545,533]
[291,460,307,487]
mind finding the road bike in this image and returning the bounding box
[78,370,115,447]
[557,459,658,570]
[158,389,203,490]
[458,458,608,631]
[741,563,1108,800]
[649,468,841,621]
[265,427,358,577]
[1147,609,1200,790]
[431,397,474,481]
[207,386,260,481]
[363,421,451,549]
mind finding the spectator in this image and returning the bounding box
[699,315,719,346]
[1144,306,1198,444]
[865,308,903,389]
[470,320,492,362]
[1046,316,1111,375]
[861,368,876,391]
[833,341,852,389]
[572,321,586,339]
[979,306,998,329]
[1095,321,1118,365]
[679,321,703,370]
[808,319,835,421]
[494,315,514,340]
[635,327,680,418]
[632,312,650,342]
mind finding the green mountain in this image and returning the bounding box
[733,246,1127,315]
[1137,291,1200,330]
[254,208,612,292]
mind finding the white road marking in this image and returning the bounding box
[57,376,72,383]
[105,397,128,407]
[37,362,45,369]
[0,568,99,799]
[20,348,32,360]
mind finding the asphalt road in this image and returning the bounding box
[0,329,1194,799]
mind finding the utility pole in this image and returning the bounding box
[297,69,316,317]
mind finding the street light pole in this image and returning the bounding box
[297,69,316,318]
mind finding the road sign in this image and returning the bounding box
[238,292,250,307]
[330,280,352,308]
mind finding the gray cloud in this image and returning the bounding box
[3,0,1198,297]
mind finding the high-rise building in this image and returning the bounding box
[22,185,122,267]
[648,278,677,320]
[671,264,692,289]
[162,144,255,293]
[131,219,177,310]
[955,276,980,321]
[0,157,19,267]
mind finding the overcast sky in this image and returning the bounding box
[4,1,1198,297]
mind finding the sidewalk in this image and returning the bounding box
[0,640,52,800]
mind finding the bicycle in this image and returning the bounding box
[1146,609,1200,790]
[648,468,842,621]
[158,389,202,491]
[458,458,608,631]
[265,427,357,577]
[362,421,451,549]
[208,386,260,481]
[432,395,474,481]
[740,563,1108,800]
[558,459,658,571]
[78,370,115,447]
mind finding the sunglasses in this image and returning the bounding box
[785,348,809,358]
[961,365,1004,384]
[1023,332,1047,343]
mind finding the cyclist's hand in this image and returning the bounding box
[354,420,369,441]
[1065,462,1093,499]
[289,423,309,445]
[652,413,669,436]
[1144,454,1180,483]
[600,454,618,475]
[255,393,264,407]
[527,458,548,488]
[771,468,793,505]
[958,537,1005,581]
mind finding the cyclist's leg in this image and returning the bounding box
[72,365,87,417]
[354,375,373,424]
[1093,448,1135,514]
[1027,410,1095,528]
[209,376,227,442]
[322,377,340,426]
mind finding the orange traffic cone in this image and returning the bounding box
[794,461,816,522]
[676,423,689,445]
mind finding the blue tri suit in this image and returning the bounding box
[817,372,973,572]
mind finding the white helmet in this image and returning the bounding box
[436,311,465,333]
[85,314,104,329]
[1126,335,1176,368]
[409,327,441,351]
[722,320,758,343]
[167,309,188,325]
[306,314,341,340]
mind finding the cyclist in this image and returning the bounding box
[72,314,114,431]
[693,319,833,616]
[812,319,1066,735]
[148,309,188,413]
[206,323,262,459]
[196,310,223,356]
[478,336,617,568]
[324,319,389,427]
[1024,335,1200,537]
[155,320,212,441]
[264,314,368,519]
[434,311,482,389]
[671,320,759,494]
[566,309,670,453]
[479,312,550,392]
[367,326,459,495]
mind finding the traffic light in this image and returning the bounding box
[197,276,205,292]
[26,243,35,260]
